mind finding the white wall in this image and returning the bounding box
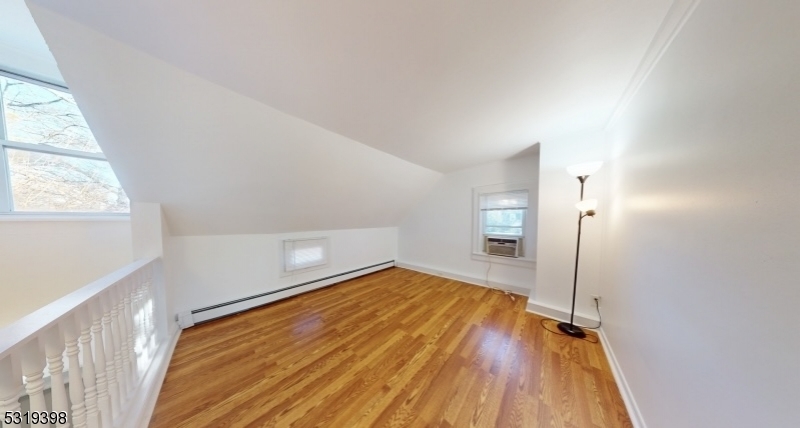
[0,219,132,327]
[597,0,800,427]
[167,227,397,315]
[533,132,610,320]
[398,154,538,294]
[30,6,441,237]
[130,202,176,338]
[131,203,166,260]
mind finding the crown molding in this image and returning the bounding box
[605,0,703,130]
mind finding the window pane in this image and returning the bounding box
[293,247,325,269]
[484,209,525,227]
[7,148,130,213]
[283,238,328,272]
[1,76,102,153]
[485,226,523,235]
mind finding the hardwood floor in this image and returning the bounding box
[150,267,631,428]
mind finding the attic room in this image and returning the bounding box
[0,0,798,427]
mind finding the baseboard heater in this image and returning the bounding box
[177,260,395,328]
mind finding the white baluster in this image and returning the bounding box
[141,271,151,354]
[145,268,155,345]
[150,263,162,340]
[122,280,136,388]
[130,274,143,376]
[101,294,120,420]
[116,285,132,396]
[140,272,151,350]
[77,308,100,428]
[44,325,72,428]
[62,321,85,428]
[137,276,146,352]
[0,355,23,428]
[111,291,128,404]
[90,300,112,428]
[20,339,51,427]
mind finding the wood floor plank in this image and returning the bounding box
[150,267,632,427]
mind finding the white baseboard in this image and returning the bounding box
[525,299,599,326]
[187,261,395,325]
[386,262,643,425]
[526,301,643,427]
[597,328,647,428]
[123,327,182,428]
[395,261,531,296]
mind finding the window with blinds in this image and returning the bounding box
[283,237,329,274]
[480,190,528,236]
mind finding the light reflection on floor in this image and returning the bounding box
[292,313,324,337]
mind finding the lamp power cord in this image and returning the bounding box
[486,259,516,302]
[539,296,602,344]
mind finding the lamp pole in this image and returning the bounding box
[558,175,591,338]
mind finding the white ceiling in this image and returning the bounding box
[0,0,62,83]
[28,0,672,172]
[22,0,681,235]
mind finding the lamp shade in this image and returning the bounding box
[566,161,603,177]
[575,199,598,213]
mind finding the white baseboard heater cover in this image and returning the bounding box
[178,260,395,328]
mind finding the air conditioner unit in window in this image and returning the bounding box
[484,235,523,258]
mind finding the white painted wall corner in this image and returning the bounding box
[525,299,599,327]
[396,261,531,297]
[597,329,647,428]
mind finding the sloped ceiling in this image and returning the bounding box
[0,0,62,84]
[29,0,672,172]
[24,0,675,235]
[28,5,441,236]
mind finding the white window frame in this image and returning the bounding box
[0,70,129,219]
[472,182,537,268]
[481,197,527,238]
[280,236,330,277]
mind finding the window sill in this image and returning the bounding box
[279,263,329,278]
[471,252,536,269]
[0,214,130,222]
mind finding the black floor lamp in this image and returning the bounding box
[558,161,603,338]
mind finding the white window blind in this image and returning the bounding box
[480,190,528,236]
[479,190,528,210]
[283,237,329,273]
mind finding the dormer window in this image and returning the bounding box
[0,74,129,214]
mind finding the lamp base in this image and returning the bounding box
[557,322,587,338]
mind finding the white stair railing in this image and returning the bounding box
[0,257,166,428]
